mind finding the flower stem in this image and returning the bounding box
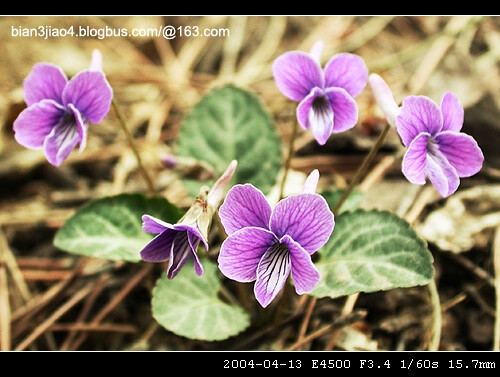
[272,277,293,332]
[112,99,156,195]
[428,278,442,350]
[278,118,299,201]
[296,123,392,348]
[333,123,391,213]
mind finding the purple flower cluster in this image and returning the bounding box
[14,51,112,166]
[369,74,484,197]
[17,42,484,312]
[273,43,367,145]
[218,170,334,308]
[140,161,237,279]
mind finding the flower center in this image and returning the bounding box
[312,94,330,116]
[62,111,77,125]
[426,136,440,157]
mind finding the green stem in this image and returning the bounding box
[428,278,442,351]
[296,123,392,349]
[278,118,299,201]
[333,123,391,213]
[112,99,156,195]
[272,278,293,331]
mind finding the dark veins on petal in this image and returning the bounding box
[55,112,79,144]
[261,242,290,293]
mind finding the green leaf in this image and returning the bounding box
[54,194,182,262]
[152,260,250,341]
[177,85,282,194]
[321,189,364,214]
[311,210,434,299]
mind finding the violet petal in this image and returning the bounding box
[219,184,272,235]
[67,104,88,153]
[42,114,81,167]
[324,53,368,98]
[174,224,209,251]
[13,99,65,149]
[281,235,320,295]
[167,232,192,279]
[187,233,204,276]
[270,193,334,255]
[426,142,460,197]
[308,95,334,145]
[435,131,484,178]
[140,228,177,262]
[23,63,67,106]
[142,214,171,234]
[397,96,443,147]
[254,242,291,308]
[218,227,277,283]
[272,51,324,102]
[440,92,464,132]
[325,87,358,134]
[62,70,113,124]
[402,132,429,185]
[296,87,323,131]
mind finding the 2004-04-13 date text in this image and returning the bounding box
[223,359,496,369]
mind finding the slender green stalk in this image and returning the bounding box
[428,278,442,351]
[297,123,392,348]
[272,277,293,331]
[278,118,299,201]
[273,118,299,325]
[333,123,391,213]
[112,99,156,195]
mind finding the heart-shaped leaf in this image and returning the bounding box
[152,260,250,341]
[312,210,434,298]
[177,85,282,195]
[54,194,181,262]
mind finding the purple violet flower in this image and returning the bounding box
[218,170,334,308]
[13,50,113,167]
[397,93,484,198]
[272,43,368,145]
[140,160,237,279]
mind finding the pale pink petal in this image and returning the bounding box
[302,169,319,194]
[368,73,400,128]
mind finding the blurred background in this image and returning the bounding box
[0,16,499,351]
